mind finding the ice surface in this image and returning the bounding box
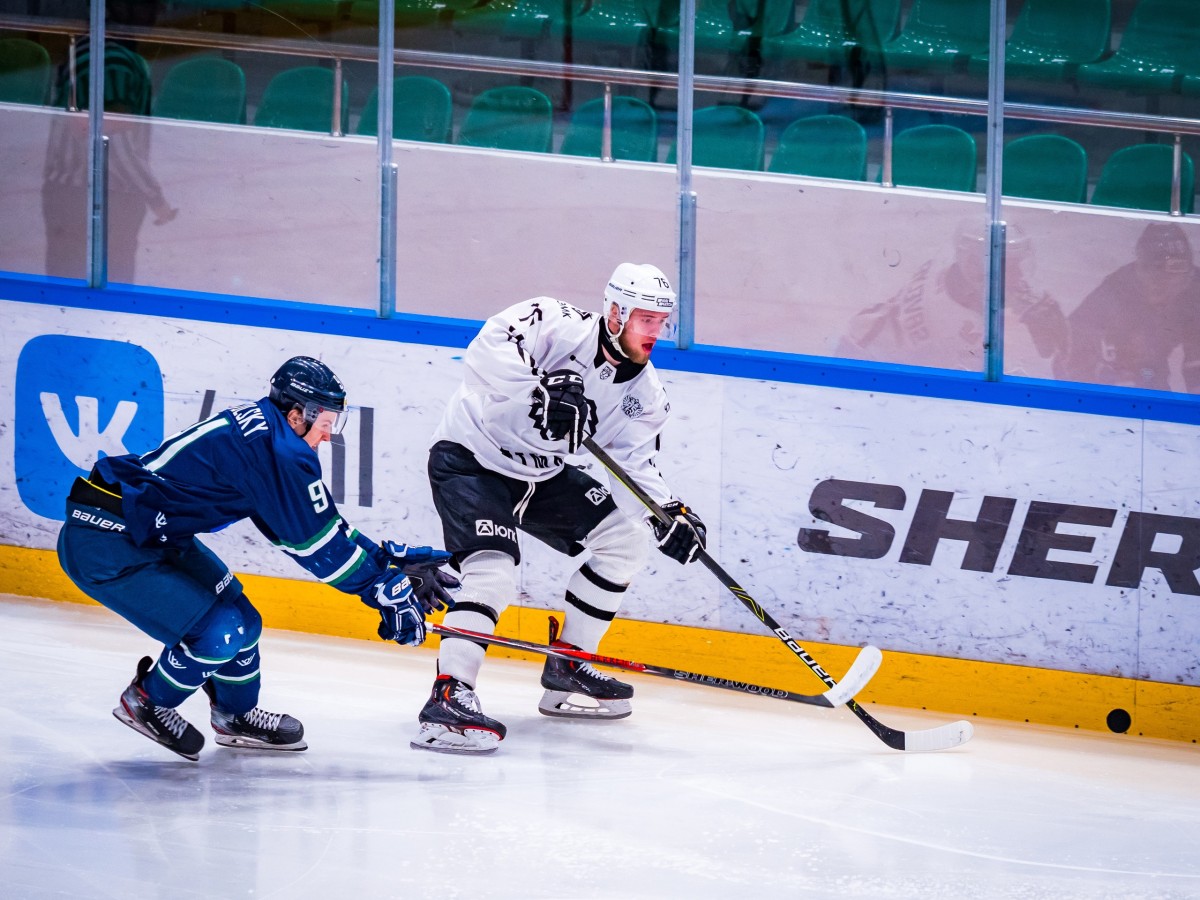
[1,595,1197,899]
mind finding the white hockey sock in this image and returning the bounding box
[560,564,626,653]
[438,550,514,688]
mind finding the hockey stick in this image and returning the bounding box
[431,621,881,709]
[581,436,974,753]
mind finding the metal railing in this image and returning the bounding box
[5,12,1198,213]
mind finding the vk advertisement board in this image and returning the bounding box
[15,335,163,520]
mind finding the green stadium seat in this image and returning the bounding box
[1184,75,1200,96]
[667,105,764,171]
[655,0,793,60]
[350,0,482,31]
[452,0,587,40]
[1002,134,1087,203]
[968,0,1110,80]
[547,0,655,51]
[153,57,247,124]
[882,0,990,71]
[768,114,867,180]
[1078,0,1200,93]
[254,66,350,133]
[356,76,453,141]
[1090,144,1195,214]
[560,95,658,161]
[0,37,52,105]
[890,124,977,191]
[762,0,901,68]
[457,85,553,152]
[52,43,152,115]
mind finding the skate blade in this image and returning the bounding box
[213,733,308,752]
[409,722,501,755]
[537,690,632,720]
[112,705,201,761]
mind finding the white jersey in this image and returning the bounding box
[433,297,676,508]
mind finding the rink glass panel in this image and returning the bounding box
[999,0,1200,391]
[95,4,380,307]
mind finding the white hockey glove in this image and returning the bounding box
[529,369,597,453]
[652,501,707,565]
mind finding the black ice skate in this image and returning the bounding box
[202,681,307,751]
[410,674,507,755]
[538,641,634,720]
[112,656,205,761]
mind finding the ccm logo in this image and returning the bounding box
[476,520,518,542]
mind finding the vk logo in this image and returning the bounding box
[16,336,163,520]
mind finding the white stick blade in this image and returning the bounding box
[903,719,975,752]
[822,644,883,707]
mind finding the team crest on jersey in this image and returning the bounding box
[599,365,613,381]
[621,396,644,419]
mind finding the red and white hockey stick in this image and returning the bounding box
[581,436,974,753]
[431,620,881,709]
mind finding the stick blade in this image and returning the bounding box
[901,719,975,752]
[821,644,882,707]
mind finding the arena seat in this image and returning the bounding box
[1090,144,1195,214]
[254,66,349,133]
[0,37,52,105]
[890,124,977,192]
[882,0,990,71]
[1077,0,1200,93]
[667,104,764,172]
[153,57,247,125]
[559,95,658,162]
[355,76,453,141]
[767,114,867,180]
[452,0,586,40]
[457,85,553,152]
[1001,134,1088,203]
[761,0,901,69]
[968,0,1111,80]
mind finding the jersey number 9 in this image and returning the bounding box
[308,480,329,513]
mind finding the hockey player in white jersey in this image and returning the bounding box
[412,263,708,754]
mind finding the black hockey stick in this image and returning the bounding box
[431,620,881,709]
[582,436,974,752]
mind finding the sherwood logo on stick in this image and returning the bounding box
[797,478,1200,596]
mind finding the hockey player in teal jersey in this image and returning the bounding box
[57,357,457,760]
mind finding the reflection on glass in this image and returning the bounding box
[1057,221,1200,392]
[42,40,177,284]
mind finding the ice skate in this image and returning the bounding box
[203,681,307,750]
[112,656,205,761]
[410,674,506,755]
[538,642,633,720]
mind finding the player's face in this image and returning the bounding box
[289,408,340,449]
[303,410,341,449]
[618,309,671,364]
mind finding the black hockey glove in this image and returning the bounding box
[365,570,426,646]
[529,369,597,453]
[652,501,707,565]
[401,561,460,613]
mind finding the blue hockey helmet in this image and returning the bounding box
[269,356,348,435]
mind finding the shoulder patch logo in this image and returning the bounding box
[621,396,644,419]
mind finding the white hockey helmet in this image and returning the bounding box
[603,263,677,342]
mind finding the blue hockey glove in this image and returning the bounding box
[366,570,426,646]
[652,501,707,565]
[379,541,453,568]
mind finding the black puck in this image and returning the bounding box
[1106,708,1131,734]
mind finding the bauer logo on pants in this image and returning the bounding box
[15,335,163,520]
